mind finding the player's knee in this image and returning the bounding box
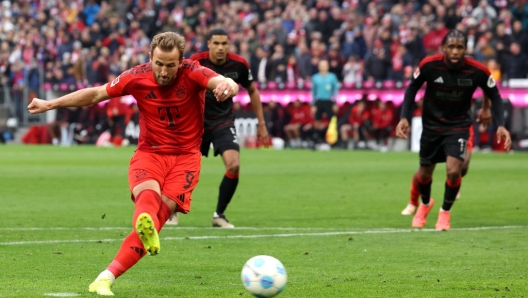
[226,162,240,174]
[446,171,461,183]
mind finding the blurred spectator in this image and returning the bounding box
[505,42,528,78]
[370,100,395,151]
[339,100,370,149]
[0,0,526,145]
[283,99,313,148]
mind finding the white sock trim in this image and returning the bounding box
[97,270,115,283]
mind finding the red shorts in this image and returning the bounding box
[468,125,474,152]
[128,150,201,214]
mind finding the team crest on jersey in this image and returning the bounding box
[110,76,120,87]
[175,85,187,99]
[413,68,420,79]
[487,75,496,88]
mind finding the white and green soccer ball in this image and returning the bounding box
[241,255,287,298]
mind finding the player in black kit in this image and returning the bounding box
[167,28,269,227]
[395,30,511,231]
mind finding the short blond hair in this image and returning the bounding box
[150,32,185,61]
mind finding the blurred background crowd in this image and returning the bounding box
[0,0,527,149]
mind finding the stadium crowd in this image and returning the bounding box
[0,0,525,148]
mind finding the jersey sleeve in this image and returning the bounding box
[400,62,427,120]
[186,60,221,89]
[478,70,505,126]
[237,60,253,89]
[106,70,135,98]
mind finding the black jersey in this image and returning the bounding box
[401,54,504,134]
[189,52,253,130]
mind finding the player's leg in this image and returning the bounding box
[412,132,441,228]
[211,125,240,228]
[435,132,468,231]
[457,126,474,199]
[401,169,420,215]
[89,152,175,295]
[291,123,302,148]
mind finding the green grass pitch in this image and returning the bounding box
[0,145,527,297]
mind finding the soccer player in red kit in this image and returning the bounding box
[396,30,511,230]
[27,32,239,296]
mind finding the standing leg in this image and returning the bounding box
[213,149,239,228]
[411,164,436,228]
[436,156,463,231]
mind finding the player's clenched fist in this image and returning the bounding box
[27,98,49,114]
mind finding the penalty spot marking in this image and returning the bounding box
[0,225,525,246]
[44,293,80,297]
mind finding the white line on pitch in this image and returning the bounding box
[0,227,349,231]
[0,225,525,246]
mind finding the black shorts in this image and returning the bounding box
[200,124,240,157]
[419,130,469,166]
[314,100,334,121]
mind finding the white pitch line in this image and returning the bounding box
[0,226,352,231]
[0,225,525,246]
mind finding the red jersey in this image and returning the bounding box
[371,108,394,128]
[106,60,219,154]
[289,105,313,125]
[348,105,370,126]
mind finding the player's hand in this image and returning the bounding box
[476,108,492,128]
[395,118,410,139]
[496,126,512,151]
[257,123,270,148]
[213,80,235,102]
[27,98,50,114]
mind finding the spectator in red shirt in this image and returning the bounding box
[284,99,313,148]
[339,100,370,149]
[370,100,395,150]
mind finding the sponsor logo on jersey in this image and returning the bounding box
[457,79,473,86]
[434,77,444,83]
[435,90,463,100]
[224,72,239,79]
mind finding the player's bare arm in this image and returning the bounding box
[477,95,492,127]
[246,82,270,147]
[28,85,112,114]
[208,76,239,102]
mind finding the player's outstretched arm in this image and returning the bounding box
[207,76,239,102]
[246,82,269,147]
[28,85,112,114]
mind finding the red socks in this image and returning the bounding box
[107,190,172,279]
[410,173,420,206]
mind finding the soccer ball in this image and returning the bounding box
[241,255,287,297]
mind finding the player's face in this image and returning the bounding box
[150,47,181,86]
[442,37,466,69]
[208,35,229,64]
